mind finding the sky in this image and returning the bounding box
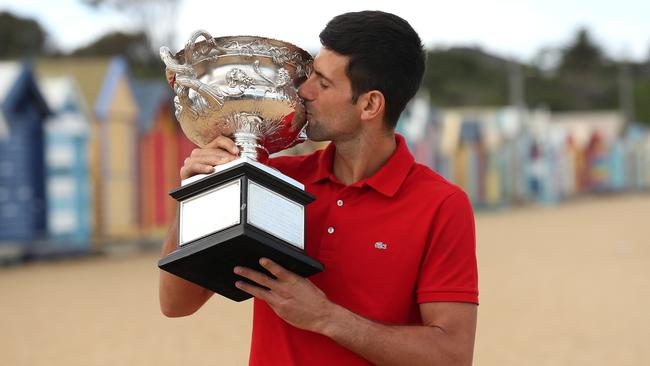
[1,0,649,63]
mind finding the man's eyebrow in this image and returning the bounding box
[314,69,335,85]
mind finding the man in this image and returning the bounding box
[160,11,478,366]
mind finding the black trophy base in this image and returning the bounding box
[159,223,324,302]
[160,159,323,302]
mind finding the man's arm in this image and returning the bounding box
[234,258,477,366]
[323,301,476,366]
[159,136,240,317]
[159,214,214,317]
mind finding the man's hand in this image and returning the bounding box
[234,258,335,334]
[180,135,240,180]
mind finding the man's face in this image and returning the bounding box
[298,47,360,142]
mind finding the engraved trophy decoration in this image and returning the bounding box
[158,30,323,301]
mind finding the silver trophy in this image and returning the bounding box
[158,31,323,301]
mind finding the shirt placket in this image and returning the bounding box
[319,185,355,253]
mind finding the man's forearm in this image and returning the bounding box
[158,213,212,317]
[160,216,179,257]
[321,305,473,366]
[233,259,477,365]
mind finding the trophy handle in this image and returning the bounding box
[159,46,196,80]
[160,30,225,117]
[183,30,216,64]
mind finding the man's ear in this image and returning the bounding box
[358,90,385,122]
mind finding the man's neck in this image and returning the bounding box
[332,131,396,186]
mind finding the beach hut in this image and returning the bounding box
[624,124,650,190]
[585,131,609,191]
[35,76,92,255]
[608,140,626,191]
[0,62,50,243]
[133,80,178,236]
[94,58,140,240]
[457,120,484,204]
[437,110,463,183]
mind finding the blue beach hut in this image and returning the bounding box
[0,62,50,242]
[33,76,92,255]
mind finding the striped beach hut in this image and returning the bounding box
[37,76,92,254]
[92,58,140,240]
[624,124,650,190]
[457,120,484,205]
[607,140,626,191]
[0,62,50,242]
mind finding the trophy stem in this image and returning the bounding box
[234,131,266,162]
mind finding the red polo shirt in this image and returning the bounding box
[251,134,478,365]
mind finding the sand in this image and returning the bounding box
[1,193,649,365]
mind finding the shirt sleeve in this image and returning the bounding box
[416,190,479,304]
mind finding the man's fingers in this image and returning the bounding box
[234,266,278,290]
[191,147,236,159]
[180,162,215,180]
[180,152,239,180]
[180,136,239,181]
[189,150,237,165]
[190,162,215,174]
[235,281,275,302]
[259,258,299,284]
[204,135,240,155]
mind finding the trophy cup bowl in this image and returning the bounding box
[158,31,323,301]
[160,30,313,159]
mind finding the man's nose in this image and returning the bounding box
[298,74,315,101]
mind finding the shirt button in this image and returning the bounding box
[327,227,335,234]
[336,200,343,207]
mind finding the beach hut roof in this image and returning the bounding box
[460,120,482,143]
[0,63,20,140]
[40,76,90,137]
[39,76,90,115]
[132,80,172,132]
[0,61,50,122]
[36,58,111,111]
[0,62,21,102]
[94,57,130,121]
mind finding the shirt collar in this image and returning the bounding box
[308,134,415,197]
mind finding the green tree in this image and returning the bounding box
[633,58,650,124]
[525,28,618,111]
[70,30,162,78]
[0,12,47,58]
[558,28,604,73]
[71,31,151,60]
[633,80,650,124]
[423,47,509,106]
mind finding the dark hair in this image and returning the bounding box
[319,11,425,129]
